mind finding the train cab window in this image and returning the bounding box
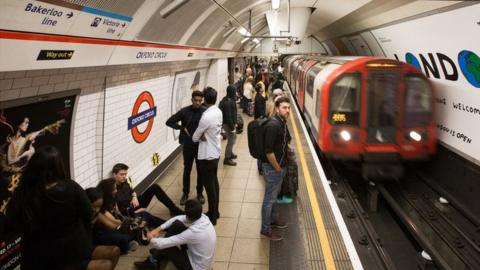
[329,75,360,126]
[404,75,432,127]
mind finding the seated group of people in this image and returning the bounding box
[6,146,216,270]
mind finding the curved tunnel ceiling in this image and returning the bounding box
[129,0,464,51]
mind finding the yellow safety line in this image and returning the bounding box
[289,109,337,270]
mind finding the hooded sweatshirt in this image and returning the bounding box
[151,214,216,270]
[219,85,238,129]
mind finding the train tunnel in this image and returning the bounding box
[1,1,479,269]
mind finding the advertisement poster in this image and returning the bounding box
[171,69,207,139]
[371,4,480,163]
[0,94,76,270]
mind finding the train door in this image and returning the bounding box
[366,72,400,144]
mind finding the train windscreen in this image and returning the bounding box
[367,72,399,143]
[329,74,360,126]
[404,75,432,128]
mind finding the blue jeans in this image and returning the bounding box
[261,163,286,233]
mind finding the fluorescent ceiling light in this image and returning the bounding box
[272,0,280,10]
[241,37,249,43]
[238,27,248,35]
[253,38,260,44]
[159,0,189,18]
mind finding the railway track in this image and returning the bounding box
[378,175,480,270]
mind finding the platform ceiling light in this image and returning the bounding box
[409,131,422,142]
[253,38,260,44]
[159,0,190,18]
[272,0,280,10]
[340,130,351,141]
[238,27,250,36]
[241,37,249,43]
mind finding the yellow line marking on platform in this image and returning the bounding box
[289,109,336,270]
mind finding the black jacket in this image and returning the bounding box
[219,85,238,130]
[166,105,206,146]
[254,94,266,119]
[264,115,291,167]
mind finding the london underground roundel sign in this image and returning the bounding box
[128,91,157,143]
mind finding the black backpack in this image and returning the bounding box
[247,117,270,162]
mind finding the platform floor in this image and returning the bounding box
[115,101,359,270]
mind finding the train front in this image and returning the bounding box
[326,59,436,179]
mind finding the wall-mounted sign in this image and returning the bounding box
[128,91,156,143]
[37,50,74,60]
[0,0,131,39]
[151,152,160,166]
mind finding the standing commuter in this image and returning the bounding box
[166,91,206,205]
[242,76,254,115]
[192,87,222,225]
[260,97,292,241]
[219,85,238,166]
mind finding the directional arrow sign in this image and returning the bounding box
[66,12,74,18]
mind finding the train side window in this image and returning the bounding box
[329,74,360,126]
[306,67,320,97]
[404,75,432,127]
[315,89,321,118]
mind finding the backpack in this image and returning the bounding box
[247,117,270,162]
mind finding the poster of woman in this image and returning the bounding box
[0,93,76,270]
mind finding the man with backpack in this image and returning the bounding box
[259,97,291,241]
[219,85,238,166]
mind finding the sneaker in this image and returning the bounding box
[197,194,205,204]
[223,159,237,166]
[271,220,288,229]
[180,193,188,206]
[134,257,156,270]
[129,240,139,252]
[231,153,238,159]
[260,230,283,241]
[276,196,294,204]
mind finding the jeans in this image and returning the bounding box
[223,124,237,159]
[261,163,286,233]
[135,211,165,228]
[182,144,203,196]
[198,159,220,224]
[94,230,132,254]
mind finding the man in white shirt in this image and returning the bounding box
[134,199,216,270]
[192,87,222,225]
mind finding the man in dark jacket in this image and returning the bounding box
[166,90,206,205]
[219,85,238,166]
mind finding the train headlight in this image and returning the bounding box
[340,130,351,141]
[409,131,422,142]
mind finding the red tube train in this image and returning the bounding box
[281,55,436,179]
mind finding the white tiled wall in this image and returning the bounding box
[102,76,178,186]
[207,59,229,104]
[0,58,223,189]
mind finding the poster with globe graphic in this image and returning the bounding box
[370,3,480,164]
